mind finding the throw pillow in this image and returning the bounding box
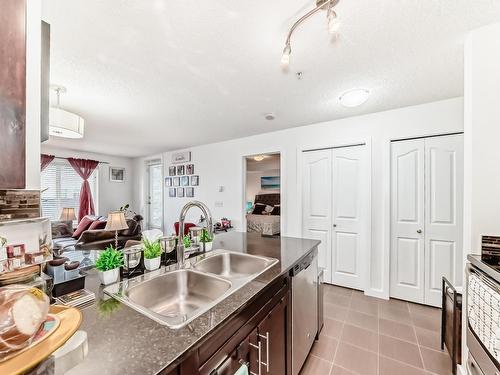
[264,205,274,213]
[72,216,95,239]
[252,203,266,215]
[88,220,107,230]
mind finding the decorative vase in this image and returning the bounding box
[98,268,120,285]
[203,242,213,251]
[144,256,161,271]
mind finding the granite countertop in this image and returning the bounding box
[56,232,319,374]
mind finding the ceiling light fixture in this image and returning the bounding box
[327,3,340,34]
[49,86,85,139]
[339,88,371,107]
[265,113,276,120]
[253,155,266,162]
[281,0,340,67]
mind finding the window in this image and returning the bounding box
[41,160,98,221]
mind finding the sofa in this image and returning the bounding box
[52,214,143,253]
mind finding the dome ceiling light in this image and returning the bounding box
[281,0,340,68]
[339,88,371,107]
[49,85,85,139]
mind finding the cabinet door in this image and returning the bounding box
[257,294,289,375]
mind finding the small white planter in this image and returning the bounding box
[144,256,161,271]
[98,268,120,285]
[202,242,213,251]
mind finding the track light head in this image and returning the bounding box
[281,44,291,66]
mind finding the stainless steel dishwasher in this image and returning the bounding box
[291,249,318,375]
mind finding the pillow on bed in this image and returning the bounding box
[252,203,266,215]
[264,205,274,213]
[271,205,280,216]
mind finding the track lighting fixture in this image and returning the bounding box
[281,0,340,67]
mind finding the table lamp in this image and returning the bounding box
[104,211,129,249]
[59,207,76,221]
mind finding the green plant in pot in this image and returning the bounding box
[183,235,191,249]
[95,246,123,285]
[143,238,162,271]
[200,229,213,251]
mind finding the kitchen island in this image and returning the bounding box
[48,232,319,374]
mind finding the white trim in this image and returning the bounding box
[297,137,372,294]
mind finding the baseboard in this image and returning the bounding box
[364,288,389,300]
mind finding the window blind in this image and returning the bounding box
[41,160,98,221]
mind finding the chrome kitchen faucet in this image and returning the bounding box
[177,201,213,268]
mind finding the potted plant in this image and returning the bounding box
[95,246,124,285]
[143,238,162,271]
[200,229,213,251]
[183,235,192,249]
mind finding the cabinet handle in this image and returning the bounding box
[258,332,270,373]
[417,229,422,234]
[249,340,262,375]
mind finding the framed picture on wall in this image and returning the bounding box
[186,164,194,175]
[173,177,180,186]
[169,166,176,176]
[168,188,176,197]
[181,176,189,186]
[165,177,172,187]
[191,175,199,186]
[186,187,194,198]
[177,187,185,198]
[177,165,185,175]
[110,167,125,182]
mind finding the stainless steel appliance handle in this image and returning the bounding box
[259,332,270,372]
[249,340,262,375]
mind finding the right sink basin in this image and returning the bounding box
[193,251,278,279]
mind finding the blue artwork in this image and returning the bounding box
[261,176,280,189]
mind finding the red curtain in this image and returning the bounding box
[67,158,99,222]
[40,154,55,171]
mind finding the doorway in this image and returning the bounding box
[146,160,163,231]
[301,144,370,290]
[244,153,281,236]
[390,133,464,306]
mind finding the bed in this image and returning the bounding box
[246,193,280,235]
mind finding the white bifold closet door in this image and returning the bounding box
[302,145,368,289]
[390,134,463,306]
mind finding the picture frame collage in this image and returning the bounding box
[165,164,198,198]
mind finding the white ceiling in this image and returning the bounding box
[42,0,500,157]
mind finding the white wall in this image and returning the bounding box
[135,97,463,297]
[462,22,500,372]
[246,169,280,203]
[41,145,135,216]
[463,22,500,256]
[25,0,42,189]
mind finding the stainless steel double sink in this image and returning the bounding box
[104,250,278,329]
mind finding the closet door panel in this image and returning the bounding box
[390,140,425,303]
[302,150,332,283]
[424,135,463,306]
[331,146,367,290]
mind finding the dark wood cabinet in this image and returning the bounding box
[256,294,289,375]
[174,275,291,375]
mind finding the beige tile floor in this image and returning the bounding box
[300,284,452,375]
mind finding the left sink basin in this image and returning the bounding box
[104,269,231,328]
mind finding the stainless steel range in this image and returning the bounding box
[466,237,500,375]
